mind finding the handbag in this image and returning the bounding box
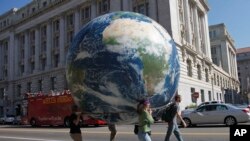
[134,124,139,134]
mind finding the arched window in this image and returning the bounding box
[197,64,202,80]
[187,60,192,77]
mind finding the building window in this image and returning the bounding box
[209,30,216,39]
[197,64,202,80]
[98,0,110,15]
[17,85,21,97]
[53,20,60,32]
[217,75,219,86]
[41,25,46,37]
[51,77,56,91]
[20,65,24,74]
[205,68,209,82]
[133,2,149,16]
[41,59,46,70]
[43,1,47,7]
[38,80,42,91]
[30,30,35,41]
[187,60,192,77]
[31,62,35,72]
[191,87,195,103]
[54,54,59,68]
[0,88,4,99]
[208,91,211,101]
[200,89,205,102]
[54,36,59,48]
[27,82,31,93]
[42,41,46,53]
[81,5,91,22]
[67,31,74,44]
[67,14,74,27]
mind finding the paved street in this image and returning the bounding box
[1,122,249,141]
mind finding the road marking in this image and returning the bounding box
[0,136,64,141]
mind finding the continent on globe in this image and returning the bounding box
[66,11,180,124]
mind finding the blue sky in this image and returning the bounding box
[208,0,250,48]
[0,0,249,48]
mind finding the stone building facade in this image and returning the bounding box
[237,47,250,104]
[0,0,238,116]
[209,23,240,103]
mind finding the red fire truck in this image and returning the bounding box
[21,91,106,127]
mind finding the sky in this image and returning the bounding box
[208,0,250,48]
[0,0,249,48]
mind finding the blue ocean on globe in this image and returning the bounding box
[66,11,180,124]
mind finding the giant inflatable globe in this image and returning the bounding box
[66,11,180,124]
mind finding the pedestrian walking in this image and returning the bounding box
[69,105,82,141]
[137,99,154,141]
[108,123,117,141]
[164,94,187,141]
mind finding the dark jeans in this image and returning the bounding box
[164,121,184,141]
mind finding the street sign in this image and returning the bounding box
[192,92,199,98]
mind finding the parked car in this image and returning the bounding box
[181,101,224,115]
[82,116,107,127]
[0,115,15,124]
[197,101,224,108]
[181,103,250,127]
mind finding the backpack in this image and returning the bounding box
[161,103,178,122]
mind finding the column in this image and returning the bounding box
[234,54,238,79]
[122,0,131,11]
[34,26,40,72]
[110,0,121,11]
[183,0,192,44]
[74,8,80,35]
[46,20,52,70]
[193,6,201,53]
[149,0,157,21]
[24,31,29,74]
[14,36,19,77]
[204,14,212,60]
[59,15,65,67]
[91,0,97,19]
[8,32,15,80]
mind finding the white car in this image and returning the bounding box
[182,103,250,127]
[197,101,224,108]
[0,115,15,124]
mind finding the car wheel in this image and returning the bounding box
[183,118,192,127]
[224,116,237,126]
